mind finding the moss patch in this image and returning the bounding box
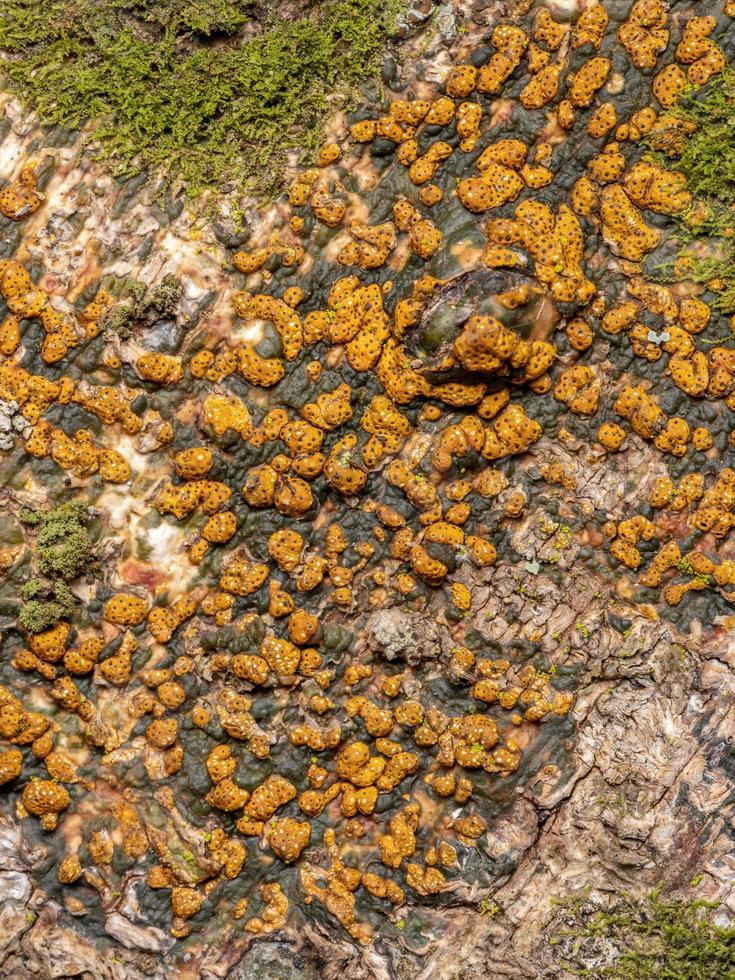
[102,274,181,339]
[36,501,92,581]
[17,502,92,632]
[658,71,735,313]
[551,888,735,979]
[0,0,404,203]
[675,71,735,205]
[18,580,75,633]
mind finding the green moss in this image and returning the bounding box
[19,599,63,632]
[102,304,136,339]
[21,578,41,600]
[18,580,76,633]
[0,0,404,203]
[19,506,42,526]
[673,196,735,315]
[36,502,92,581]
[147,276,182,317]
[110,0,252,36]
[674,71,735,204]
[551,888,735,979]
[654,71,735,313]
[102,274,181,337]
[53,580,75,610]
[16,504,91,630]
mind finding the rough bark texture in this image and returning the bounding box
[2,437,733,979]
[1,0,735,977]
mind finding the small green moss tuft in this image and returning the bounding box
[18,577,77,633]
[19,506,42,526]
[53,580,76,611]
[102,274,182,337]
[21,578,42,600]
[36,502,92,581]
[102,304,136,339]
[147,276,182,318]
[18,600,56,632]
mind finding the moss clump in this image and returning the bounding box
[147,277,182,318]
[21,578,42,600]
[18,506,42,526]
[18,581,75,633]
[680,206,735,315]
[659,71,735,313]
[674,71,735,204]
[0,0,404,202]
[36,502,92,581]
[18,601,59,633]
[105,0,252,36]
[103,274,181,338]
[551,888,735,979]
[17,503,91,632]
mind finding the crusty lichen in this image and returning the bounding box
[2,0,735,961]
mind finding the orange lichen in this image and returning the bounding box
[104,594,149,626]
[618,0,669,70]
[600,185,661,262]
[0,162,45,220]
[136,352,183,385]
[676,16,725,86]
[3,0,727,953]
[22,779,70,830]
[268,818,311,863]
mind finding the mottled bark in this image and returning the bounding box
[1,1,734,978]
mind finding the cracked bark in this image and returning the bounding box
[1,433,732,978]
